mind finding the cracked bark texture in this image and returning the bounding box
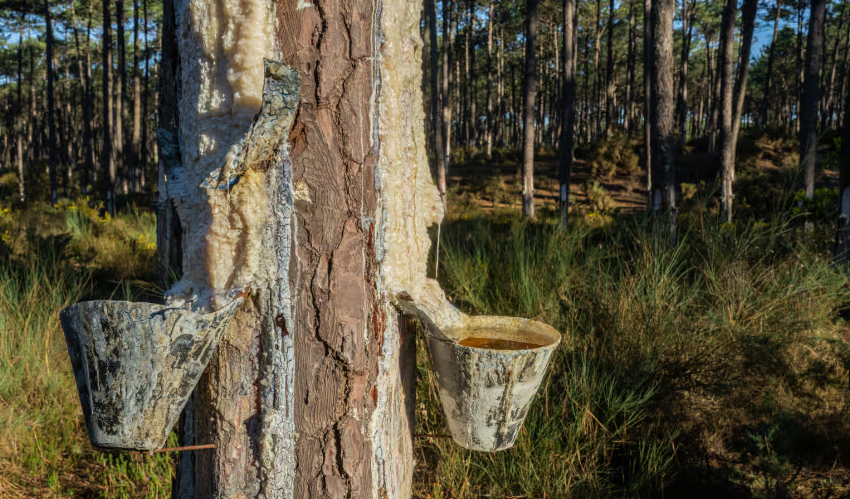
[162,0,437,497]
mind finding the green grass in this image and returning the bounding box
[0,202,172,498]
[414,212,850,498]
[2,158,850,498]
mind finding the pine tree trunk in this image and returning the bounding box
[69,2,94,194]
[465,1,473,147]
[594,0,602,139]
[45,0,58,204]
[643,0,652,202]
[625,0,636,135]
[61,60,74,195]
[708,32,721,155]
[677,0,692,149]
[560,0,576,228]
[85,2,97,184]
[427,0,447,203]
[141,0,149,188]
[497,25,504,146]
[15,13,24,204]
[160,0,456,497]
[447,0,456,164]
[834,59,850,263]
[796,6,804,134]
[132,0,142,191]
[729,0,758,169]
[650,0,676,241]
[486,0,494,157]
[761,0,783,128]
[825,9,846,130]
[605,0,614,131]
[523,0,538,218]
[717,0,736,223]
[103,0,116,215]
[801,0,826,199]
[116,0,126,194]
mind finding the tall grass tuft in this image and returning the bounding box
[415,213,850,497]
[0,209,172,498]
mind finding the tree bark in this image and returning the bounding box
[650,0,676,241]
[164,0,456,497]
[594,0,602,139]
[560,0,576,228]
[824,7,846,130]
[801,0,826,199]
[643,0,652,203]
[796,5,805,133]
[427,0,446,203]
[16,12,24,204]
[70,0,94,194]
[116,0,126,194]
[523,0,539,218]
[729,0,758,169]
[44,0,58,204]
[486,0,494,158]
[717,0,736,223]
[605,0,615,131]
[625,0,636,135]
[677,0,692,149]
[446,0,455,164]
[132,0,142,191]
[834,52,850,263]
[761,0,783,127]
[103,0,115,215]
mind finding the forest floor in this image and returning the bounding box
[2,131,850,498]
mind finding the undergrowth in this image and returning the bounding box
[0,200,170,499]
[414,212,850,498]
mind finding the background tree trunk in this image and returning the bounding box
[834,58,850,263]
[625,0,636,135]
[45,0,58,204]
[650,0,676,242]
[677,0,691,149]
[801,0,826,199]
[102,0,115,216]
[643,0,652,202]
[523,0,538,218]
[717,0,736,222]
[560,0,576,228]
[761,0,783,128]
[605,0,614,131]
[132,0,141,192]
[428,0,447,203]
[486,0,494,158]
[729,0,758,168]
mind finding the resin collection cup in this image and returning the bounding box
[60,299,240,451]
[424,315,561,452]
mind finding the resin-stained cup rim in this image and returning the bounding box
[433,315,562,351]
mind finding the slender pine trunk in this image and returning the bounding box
[802,0,826,199]
[761,0,783,128]
[522,0,538,218]
[560,0,576,228]
[45,0,58,204]
[103,0,115,216]
[650,0,676,242]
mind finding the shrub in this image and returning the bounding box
[587,134,641,180]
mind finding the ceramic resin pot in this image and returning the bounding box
[60,299,240,451]
[424,315,561,452]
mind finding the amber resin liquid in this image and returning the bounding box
[458,336,542,350]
